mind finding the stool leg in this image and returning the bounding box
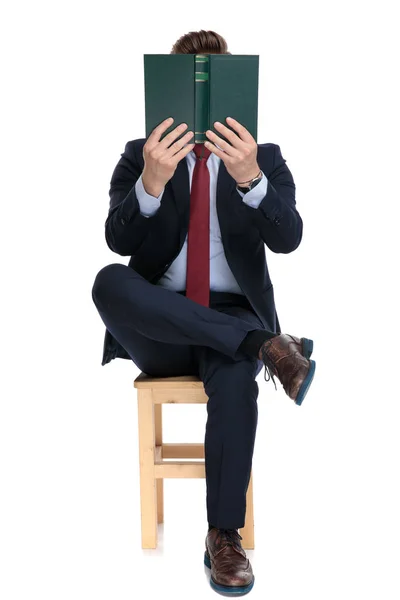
[154,404,164,524]
[137,389,158,548]
[240,471,255,549]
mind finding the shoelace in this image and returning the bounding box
[260,345,278,390]
[216,528,243,548]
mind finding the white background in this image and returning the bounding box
[1,1,399,599]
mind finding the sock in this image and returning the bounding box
[208,523,239,532]
[238,328,277,359]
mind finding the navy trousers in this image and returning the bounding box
[91,263,265,529]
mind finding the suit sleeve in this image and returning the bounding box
[105,141,160,255]
[242,145,303,254]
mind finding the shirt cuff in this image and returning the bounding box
[135,174,164,218]
[236,171,268,209]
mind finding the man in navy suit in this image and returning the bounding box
[92,34,316,596]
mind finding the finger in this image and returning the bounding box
[205,129,241,158]
[160,122,192,151]
[147,118,189,151]
[146,117,176,148]
[172,141,196,162]
[225,117,254,144]
[204,141,230,162]
[166,130,195,159]
[210,121,245,148]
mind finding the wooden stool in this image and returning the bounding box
[134,372,255,549]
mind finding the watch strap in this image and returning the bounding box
[237,171,263,194]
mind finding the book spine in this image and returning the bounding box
[194,55,209,143]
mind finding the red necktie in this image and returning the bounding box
[186,143,212,307]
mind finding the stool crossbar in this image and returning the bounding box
[134,372,255,549]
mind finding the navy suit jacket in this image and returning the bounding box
[101,139,302,365]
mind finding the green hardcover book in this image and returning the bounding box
[143,54,259,145]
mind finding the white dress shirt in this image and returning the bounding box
[135,148,268,294]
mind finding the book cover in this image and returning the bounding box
[143,54,259,145]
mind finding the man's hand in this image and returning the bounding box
[142,117,195,196]
[204,117,260,184]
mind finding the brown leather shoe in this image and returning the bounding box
[259,334,316,405]
[204,527,255,594]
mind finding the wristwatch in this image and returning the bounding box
[236,170,263,194]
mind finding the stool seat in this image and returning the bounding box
[134,372,255,549]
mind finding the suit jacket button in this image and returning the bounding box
[120,217,126,225]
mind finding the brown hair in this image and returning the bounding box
[170,30,231,55]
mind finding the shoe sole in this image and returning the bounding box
[295,359,316,406]
[204,551,255,595]
[301,337,313,358]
